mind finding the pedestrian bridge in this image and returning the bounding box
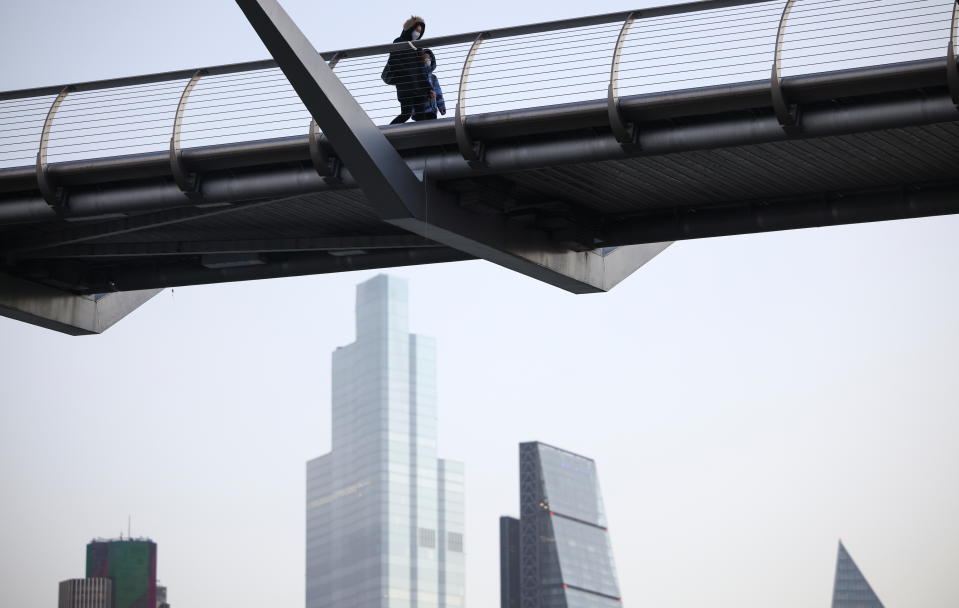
[1,0,958,334]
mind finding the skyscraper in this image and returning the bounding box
[831,541,886,608]
[501,442,622,608]
[86,538,157,608]
[499,517,521,608]
[58,578,112,608]
[307,275,465,608]
[156,585,170,608]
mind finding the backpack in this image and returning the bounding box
[381,62,395,85]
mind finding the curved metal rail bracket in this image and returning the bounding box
[308,52,345,184]
[35,85,75,213]
[771,0,801,133]
[170,69,208,201]
[309,120,343,184]
[947,0,959,108]
[608,12,637,146]
[455,32,490,167]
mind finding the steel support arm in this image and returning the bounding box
[234,0,668,293]
[0,273,160,336]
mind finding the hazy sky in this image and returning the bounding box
[1,1,958,608]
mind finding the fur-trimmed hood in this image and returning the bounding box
[421,48,436,72]
[397,15,426,41]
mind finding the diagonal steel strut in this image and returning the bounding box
[234,0,426,221]
[234,0,670,293]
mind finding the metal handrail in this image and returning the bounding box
[0,0,772,102]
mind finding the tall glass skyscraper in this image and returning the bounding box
[501,442,622,608]
[307,275,465,608]
[831,541,885,608]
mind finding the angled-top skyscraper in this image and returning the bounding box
[831,540,885,608]
[501,442,622,608]
[307,275,465,608]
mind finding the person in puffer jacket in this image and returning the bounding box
[384,16,435,124]
[409,49,446,120]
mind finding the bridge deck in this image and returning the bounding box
[1,0,957,296]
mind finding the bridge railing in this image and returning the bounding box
[0,0,956,170]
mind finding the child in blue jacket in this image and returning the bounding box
[410,49,446,120]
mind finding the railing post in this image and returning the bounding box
[35,85,74,213]
[771,0,800,132]
[608,12,637,146]
[454,32,490,167]
[309,52,345,183]
[947,0,959,108]
[170,69,208,201]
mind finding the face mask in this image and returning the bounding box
[424,58,431,66]
[411,31,422,40]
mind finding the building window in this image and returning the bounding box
[448,532,464,552]
[418,528,436,548]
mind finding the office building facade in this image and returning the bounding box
[499,517,521,608]
[156,585,170,608]
[86,538,157,608]
[307,275,465,608]
[58,577,113,608]
[831,541,885,608]
[501,442,622,608]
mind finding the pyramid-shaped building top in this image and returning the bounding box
[832,541,886,608]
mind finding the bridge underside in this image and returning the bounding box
[1,57,958,332]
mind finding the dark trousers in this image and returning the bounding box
[390,104,437,124]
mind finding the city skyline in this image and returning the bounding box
[7,236,948,607]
